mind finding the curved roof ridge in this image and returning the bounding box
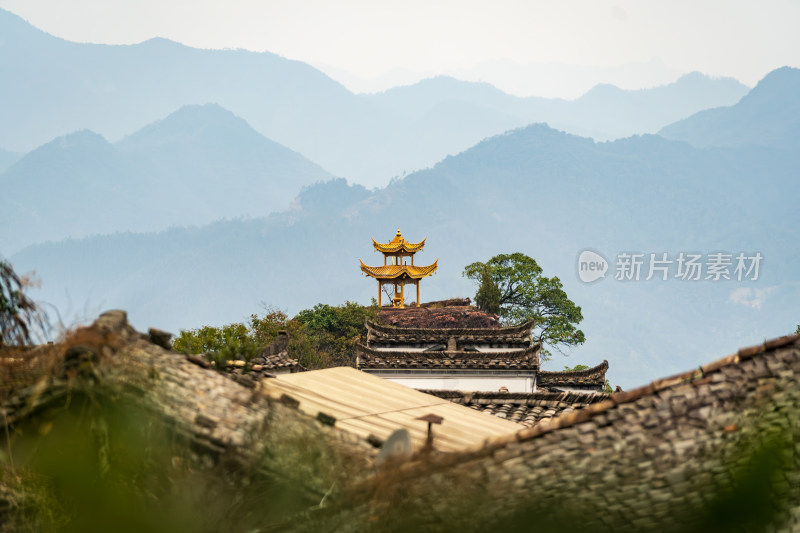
[372,237,426,253]
[538,359,609,378]
[356,342,541,361]
[421,389,610,404]
[359,259,438,280]
[365,318,535,336]
[372,229,426,254]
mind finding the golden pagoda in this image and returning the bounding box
[360,229,438,308]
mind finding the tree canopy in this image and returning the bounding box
[172,301,377,370]
[464,253,585,360]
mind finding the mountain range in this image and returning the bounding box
[0,104,331,253]
[0,8,749,186]
[2,6,797,389]
[10,67,799,389]
[659,66,800,151]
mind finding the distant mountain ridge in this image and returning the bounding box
[369,71,748,142]
[0,104,332,253]
[659,67,800,149]
[0,7,749,186]
[11,118,798,389]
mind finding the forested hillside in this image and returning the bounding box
[12,117,799,387]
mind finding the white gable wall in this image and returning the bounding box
[363,370,536,393]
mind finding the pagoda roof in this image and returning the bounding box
[359,260,438,280]
[356,342,540,371]
[372,229,426,254]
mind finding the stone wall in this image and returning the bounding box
[316,335,800,532]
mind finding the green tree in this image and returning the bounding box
[1,260,46,346]
[172,302,378,371]
[474,265,501,315]
[294,301,378,366]
[171,322,262,367]
[464,253,585,360]
[563,364,589,372]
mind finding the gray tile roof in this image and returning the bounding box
[365,319,535,347]
[537,360,609,389]
[356,342,540,370]
[422,390,609,427]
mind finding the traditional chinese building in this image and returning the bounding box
[357,234,607,394]
[354,301,608,394]
[356,313,542,392]
[359,229,437,308]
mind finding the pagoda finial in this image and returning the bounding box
[396,228,402,236]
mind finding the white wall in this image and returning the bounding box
[382,375,534,393]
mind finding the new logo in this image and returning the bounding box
[577,250,609,283]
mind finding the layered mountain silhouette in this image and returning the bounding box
[659,67,800,150]
[0,104,331,253]
[2,5,796,388]
[0,8,748,185]
[12,107,799,387]
[369,72,748,142]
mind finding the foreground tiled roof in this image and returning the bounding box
[422,390,608,427]
[537,359,609,389]
[259,367,522,454]
[356,342,540,370]
[321,333,800,532]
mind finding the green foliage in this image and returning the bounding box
[172,322,261,367]
[0,261,46,346]
[464,253,585,360]
[294,301,378,367]
[1,394,319,532]
[172,302,378,371]
[474,265,501,315]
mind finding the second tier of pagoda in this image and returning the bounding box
[360,229,438,308]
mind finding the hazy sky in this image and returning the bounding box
[2,0,799,97]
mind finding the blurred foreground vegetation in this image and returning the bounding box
[1,394,796,533]
[0,394,324,533]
